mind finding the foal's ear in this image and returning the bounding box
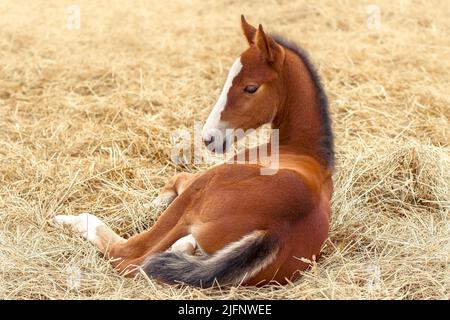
[255,24,278,63]
[241,15,257,45]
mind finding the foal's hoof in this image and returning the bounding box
[151,192,176,211]
[54,213,102,243]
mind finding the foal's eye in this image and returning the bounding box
[243,85,259,94]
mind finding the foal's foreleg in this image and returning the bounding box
[54,213,125,254]
[152,172,198,210]
[55,195,191,276]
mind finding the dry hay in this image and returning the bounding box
[0,0,449,299]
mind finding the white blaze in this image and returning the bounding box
[202,58,243,141]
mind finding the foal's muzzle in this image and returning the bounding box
[203,134,228,153]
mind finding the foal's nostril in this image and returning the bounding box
[203,136,215,147]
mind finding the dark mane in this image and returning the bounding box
[271,34,335,171]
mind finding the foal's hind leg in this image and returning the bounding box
[152,172,198,210]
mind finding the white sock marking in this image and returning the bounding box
[151,191,177,210]
[170,234,197,254]
[54,212,103,243]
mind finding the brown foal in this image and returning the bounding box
[55,15,334,287]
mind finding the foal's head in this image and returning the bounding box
[202,16,286,153]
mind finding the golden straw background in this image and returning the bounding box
[0,0,449,299]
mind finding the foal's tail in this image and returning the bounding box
[142,230,279,287]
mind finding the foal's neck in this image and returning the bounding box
[272,49,329,169]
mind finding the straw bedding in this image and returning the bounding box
[0,0,448,299]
